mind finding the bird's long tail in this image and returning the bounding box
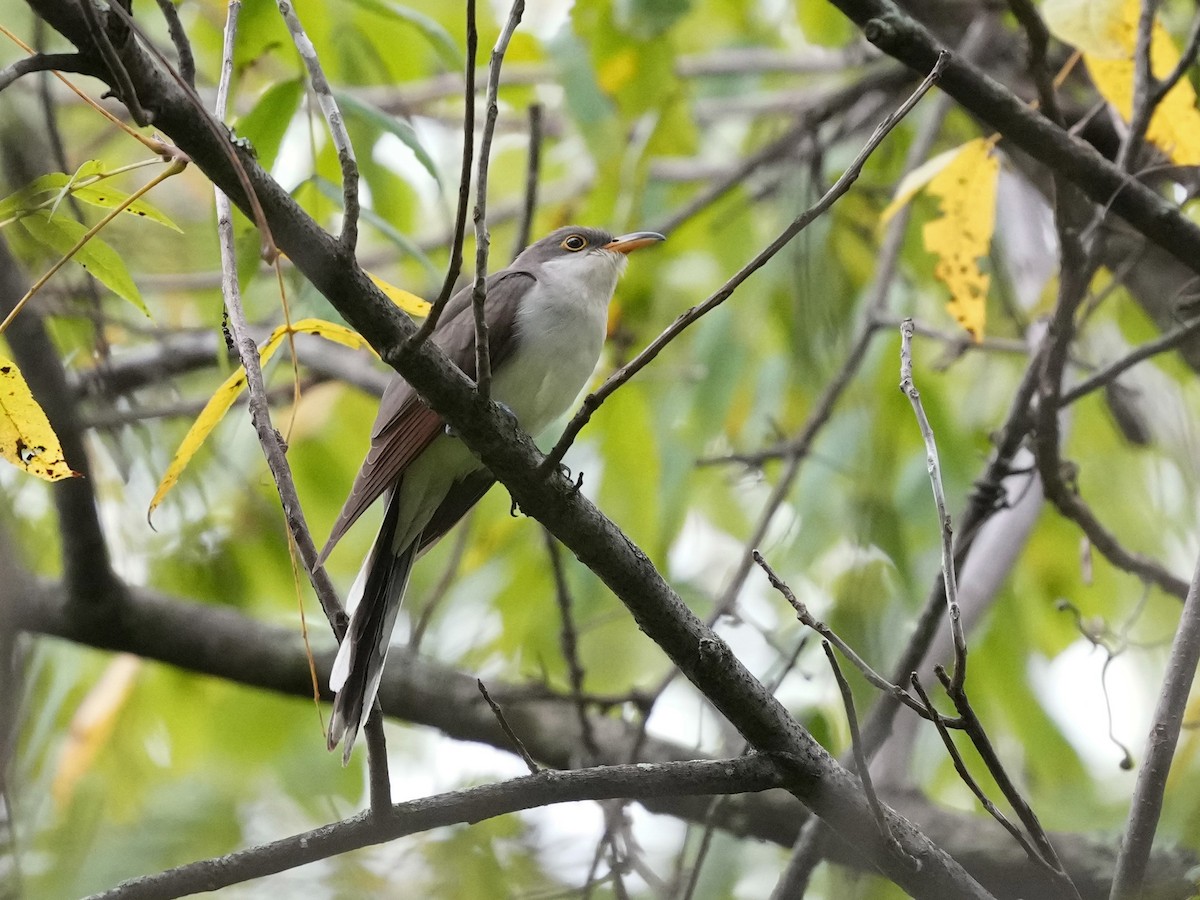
[328,490,417,764]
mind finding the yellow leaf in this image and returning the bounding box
[922,137,999,342]
[1045,0,1200,165]
[0,356,79,481]
[53,654,141,809]
[367,272,430,318]
[147,318,373,519]
[287,316,376,352]
[879,145,966,226]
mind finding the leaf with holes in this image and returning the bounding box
[0,356,79,482]
[0,164,180,231]
[922,137,999,342]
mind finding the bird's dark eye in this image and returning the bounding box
[562,234,587,251]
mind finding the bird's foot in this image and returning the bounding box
[553,461,584,493]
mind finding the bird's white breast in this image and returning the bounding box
[492,250,625,436]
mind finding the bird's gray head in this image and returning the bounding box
[515,226,664,273]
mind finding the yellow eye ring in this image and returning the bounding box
[562,234,587,251]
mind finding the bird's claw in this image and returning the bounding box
[552,461,583,492]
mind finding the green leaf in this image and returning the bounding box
[17,210,148,315]
[344,0,464,69]
[334,90,441,187]
[235,78,305,172]
[0,164,98,219]
[68,185,181,232]
[0,163,179,232]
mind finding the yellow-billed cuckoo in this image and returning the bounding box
[320,225,663,761]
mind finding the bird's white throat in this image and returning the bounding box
[493,249,625,435]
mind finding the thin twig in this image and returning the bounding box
[153,0,195,87]
[899,318,966,693]
[1109,548,1200,900]
[545,50,951,470]
[1058,313,1200,407]
[512,102,543,260]
[822,642,896,850]
[407,523,473,653]
[410,0,477,344]
[275,0,359,250]
[933,668,1080,898]
[910,675,1043,863]
[1115,0,1160,172]
[79,0,149,125]
[1005,0,1063,126]
[477,679,539,773]
[753,552,946,723]
[470,0,525,399]
[363,705,392,819]
[1151,7,1200,105]
[634,46,961,799]
[652,65,914,238]
[0,52,92,91]
[544,528,599,759]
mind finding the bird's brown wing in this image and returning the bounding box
[319,270,535,562]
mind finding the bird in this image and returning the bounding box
[320,225,664,762]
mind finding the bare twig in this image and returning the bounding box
[407,523,472,653]
[0,52,92,91]
[822,642,895,850]
[910,676,1042,863]
[933,668,1080,898]
[753,552,944,723]
[512,102,543,260]
[1150,7,1200,105]
[768,27,995,893]
[899,318,966,692]
[1058,313,1200,407]
[469,0,525,400]
[477,679,539,773]
[153,0,194,87]
[79,0,149,125]
[410,0,477,343]
[1005,0,1062,126]
[545,50,951,469]
[544,528,599,759]
[275,0,359,249]
[362,705,392,818]
[1110,548,1200,899]
[1115,0,1160,172]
